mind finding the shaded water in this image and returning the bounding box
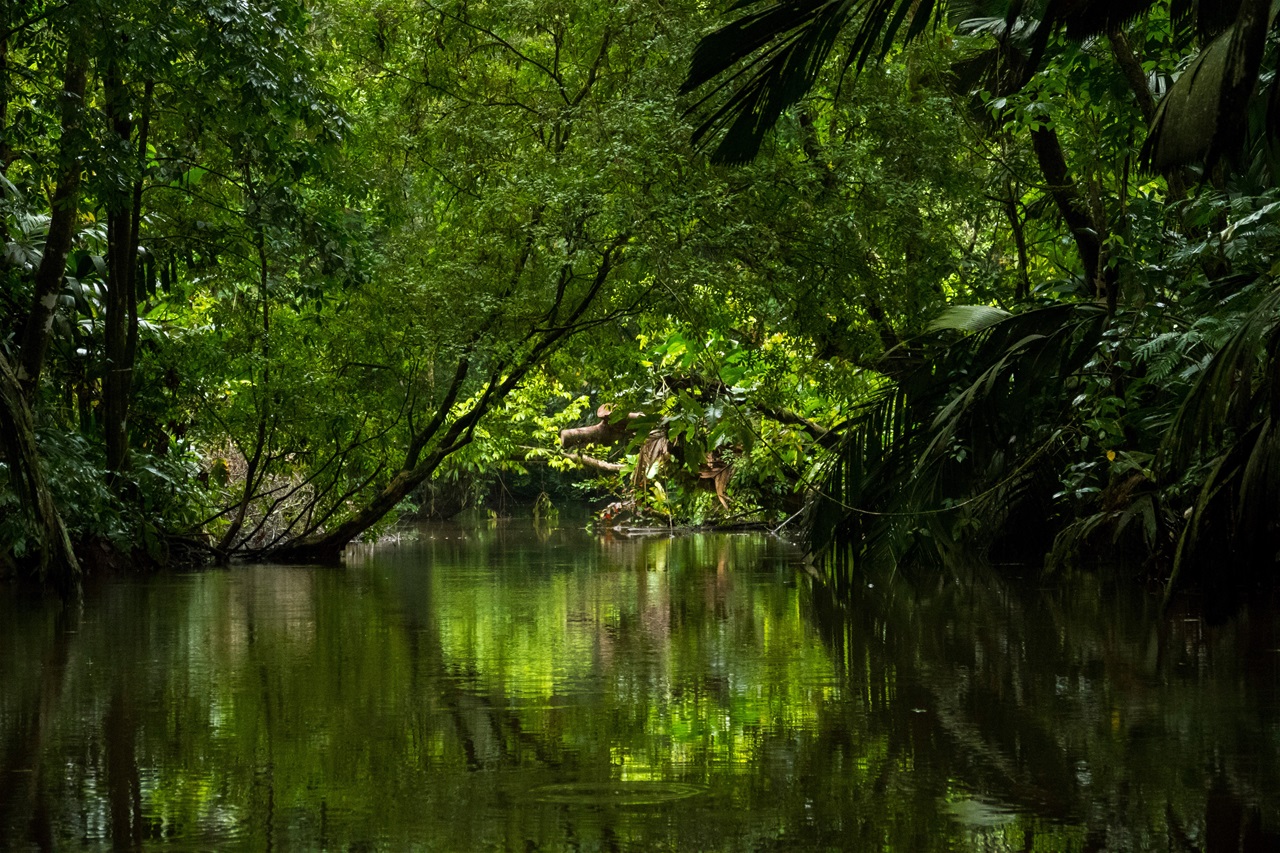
[2,518,1279,851]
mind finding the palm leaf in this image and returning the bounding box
[1142,0,1274,171]
[1160,284,1280,470]
[1053,0,1168,39]
[927,304,1013,333]
[684,0,1265,166]
[684,1,856,164]
[682,0,944,164]
[808,303,1106,572]
[1158,284,1280,584]
[805,378,912,556]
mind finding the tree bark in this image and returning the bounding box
[559,451,624,473]
[16,37,89,395]
[1029,124,1117,308]
[0,352,80,589]
[216,420,266,553]
[264,356,524,563]
[102,67,151,474]
[756,404,838,446]
[1107,28,1156,124]
[559,405,642,449]
[1107,26,1189,200]
[1,22,11,241]
[523,447,625,473]
[1003,177,1032,302]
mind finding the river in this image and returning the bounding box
[2,516,1279,850]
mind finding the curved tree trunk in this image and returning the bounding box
[1029,124,1111,303]
[0,353,80,590]
[258,236,631,563]
[267,470,429,563]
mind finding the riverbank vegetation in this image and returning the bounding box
[2,0,1278,592]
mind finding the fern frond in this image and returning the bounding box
[1161,285,1280,471]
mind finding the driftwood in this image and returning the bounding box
[561,451,625,473]
[522,446,625,474]
[559,404,643,449]
[562,403,740,511]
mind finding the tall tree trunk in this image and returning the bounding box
[1003,177,1032,302]
[216,225,271,553]
[101,68,151,474]
[1107,28,1156,124]
[1107,26,1189,201]
[123,82,153,396]
[1,22,10,243]
[16,37,89,395]
[0,352,80,589]
[1029,124,1117,309]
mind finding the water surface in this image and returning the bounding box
[2,518,1279,850]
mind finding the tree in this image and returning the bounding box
[681,0,1280,584]
[181,0,722,561]
[1,0,338,575]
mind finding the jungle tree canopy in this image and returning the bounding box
[1,0,1279,594]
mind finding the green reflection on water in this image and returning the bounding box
[2,519,1280,851]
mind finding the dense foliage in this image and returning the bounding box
[2,0,1279,593]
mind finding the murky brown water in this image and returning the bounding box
[2,517,1279,850]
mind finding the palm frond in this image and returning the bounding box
[1052,0,1165,40]
[1160,285,1280,469]
[682,0,942,164]
[684,0,1267,167]
[1160,285,1280,583]
[808,303,1106,572]
[1142,0,1273,171]
[804,377,912,556]
[928,304,1012,333]
[1175,0,1248,42]
[1169,417,1280,584]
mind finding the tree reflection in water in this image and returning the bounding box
[1,519,1278,850]
[808,560,1280,852]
